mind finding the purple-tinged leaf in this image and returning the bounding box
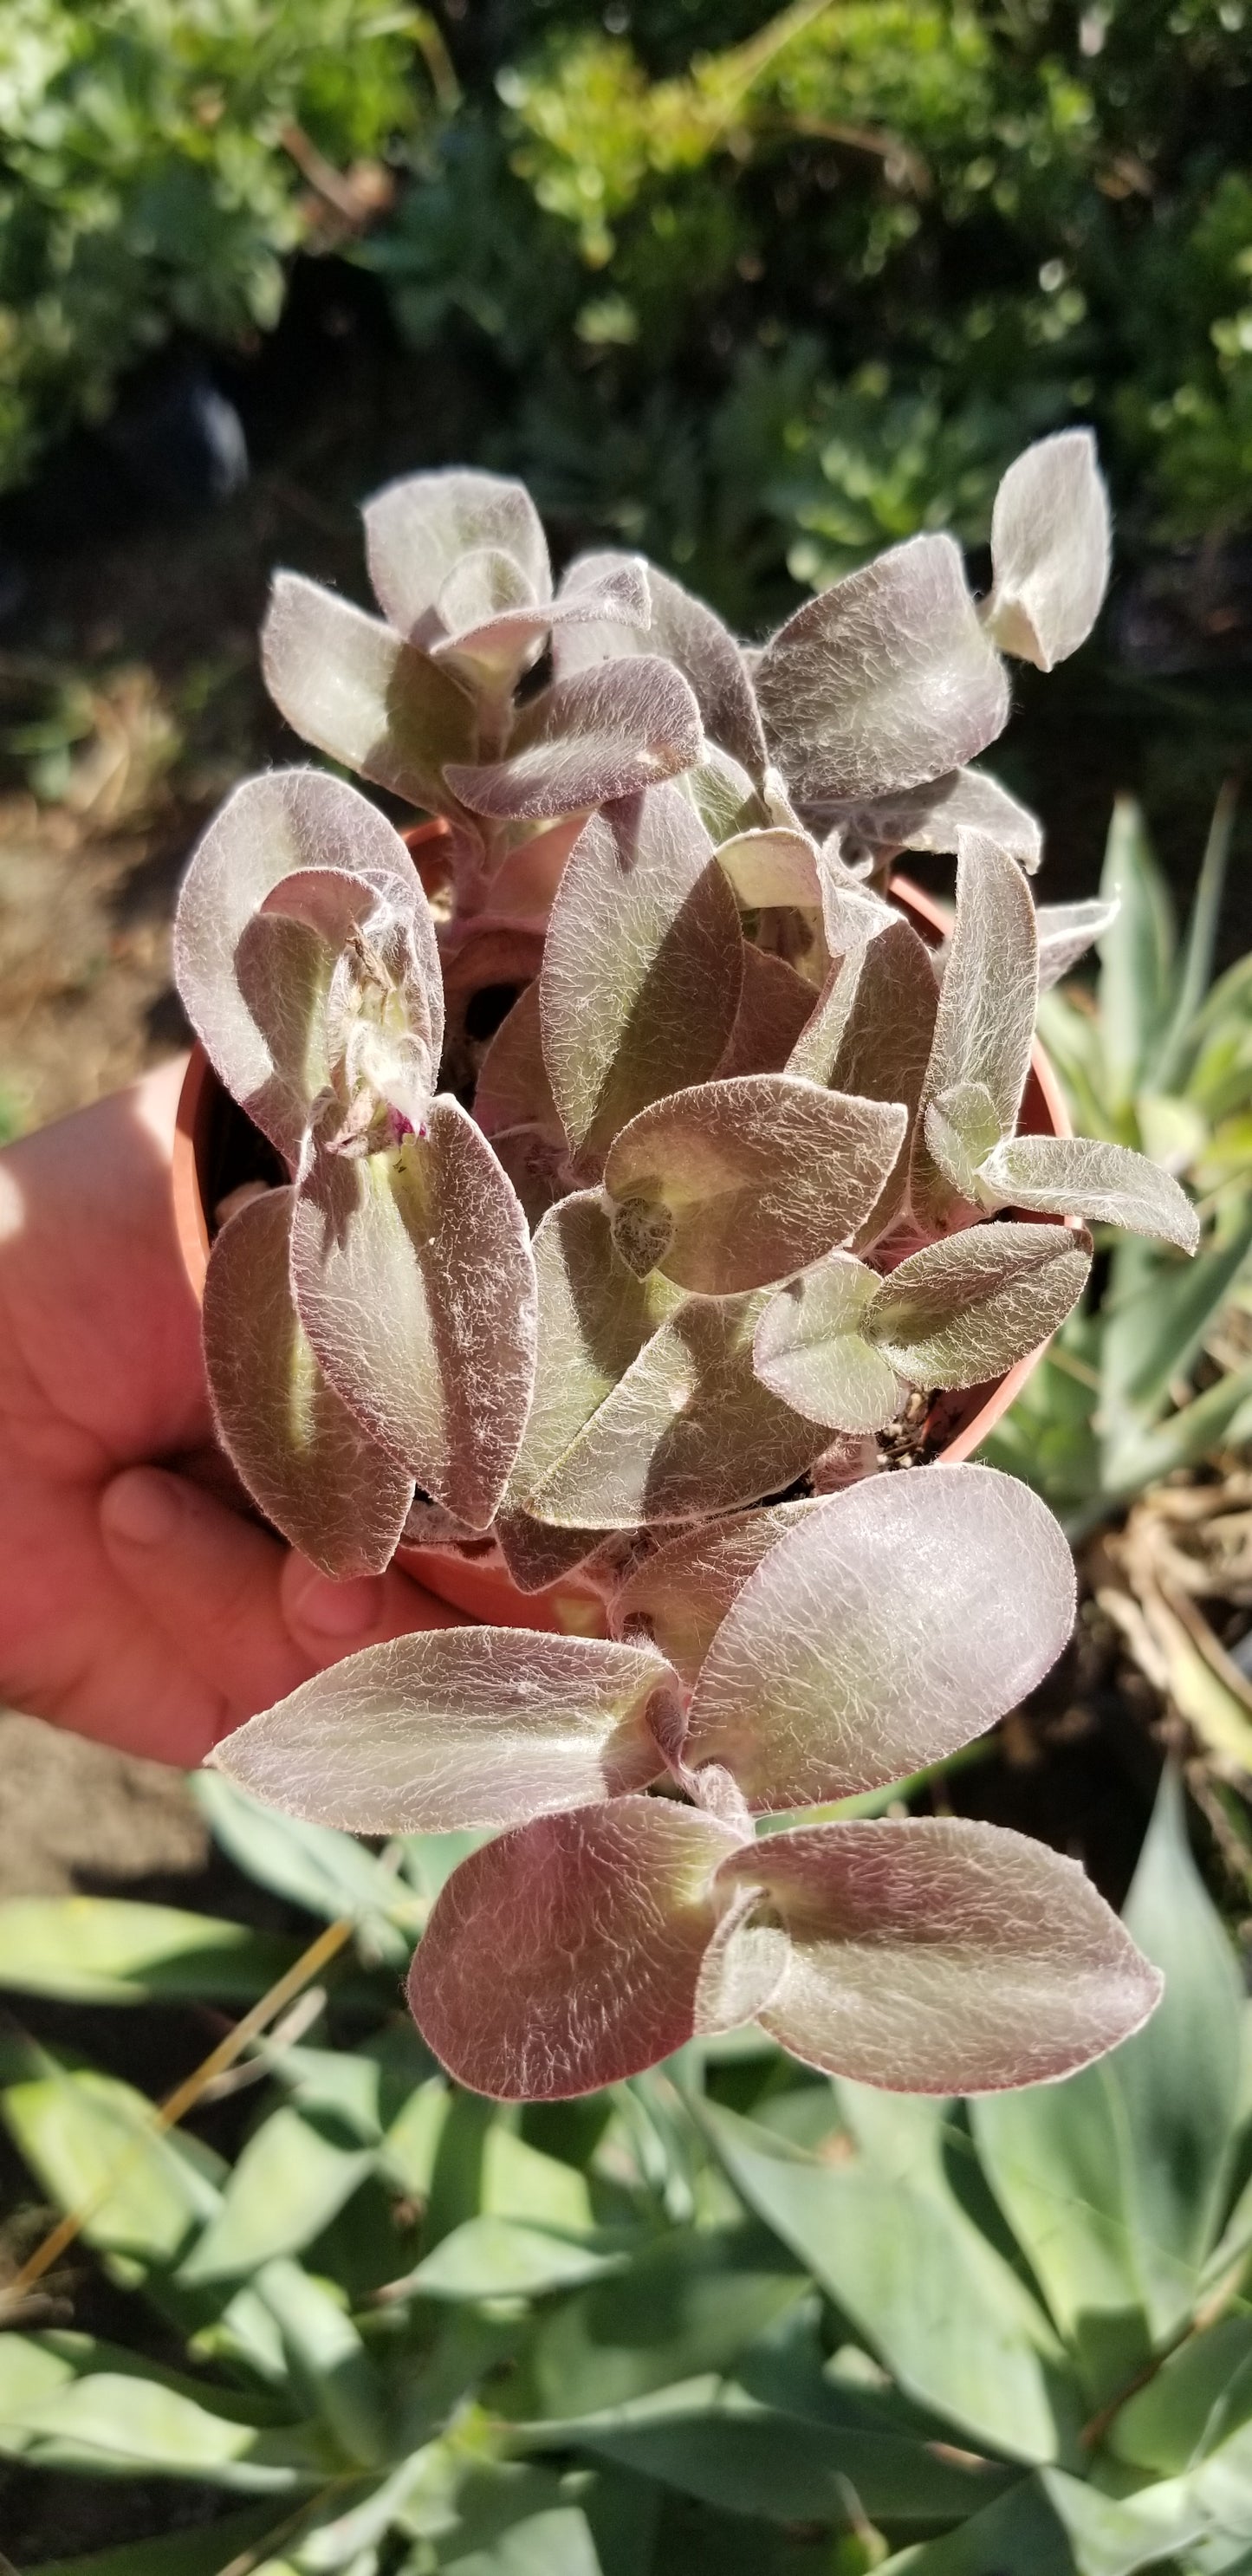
[1035,898,1121,991]
[528,1289,831,1530]
[923,1082,1003,1205]
[866,1221,1091,1389]
[976,1134,1200,1254]
[290,1099,537,1529]
[486,814,586,921]
[473,980,565,1147]
[912,832,1038,1225]
[490,1128,569,1234]
[683,746,769,844]
[789,913,937,1244]
[988,431,1111,672]
[444,659,704,823]
[755,535,1009,806]
[203,1186,413,1579]
[716,947,814,1080]
[211,1628,678,1834]
[554,552,767,780]
[540,787,743,1160]
[364,468,549,643]
[261,574,478,806]
[259,863,443,1153]
[683,1465,1075,1809]
[610,1502,817,1688]
[495,1508,607,1596]
[408,1798,746,2099]
[174,769,436,1164]
[752,1254,902,1432]
[603,1076,907,1294]
[509,1192,683,1516]
[821,767,1043,873]
[435,555,651,697]
[717,1816,1160,2091]
[717,827,824,912]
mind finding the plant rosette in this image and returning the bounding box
[171,442,1199,2100]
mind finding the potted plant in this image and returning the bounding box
[172,434,1196,2100]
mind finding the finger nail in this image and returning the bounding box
[287,1562,385,1639]
[101,1467,185,1548]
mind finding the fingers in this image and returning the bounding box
[282,1553,465,1662]
[101,1467,314,1733]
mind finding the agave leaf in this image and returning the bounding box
[261,574,478,806]
[540,786,743,1160]
[751,1253,903,1432]
[610,1503,818,1689]
[1035,897,1121,990]
[364,466,550,641]
[554,551,767,779]
[683,1465,1075,1809]
[755,534,1009,807]
[211,1629,678,1835]
[528,1290,831,1530]
[719,1816,1160,2090]
[204,1187,413,1579]
[976,1134,1200,1253]
[290,1100,537,1529]
[790,912,938,1244]
[912,831,1039,1223]
[716,945,814,1079]
[603,1075,907,1294]
[174,769,436,1163]
[866,1222,1092,1390]
[407,1799,744,2099]
[473,978,565,1146]
[822,765,1043,873]
[1096,798,1177,1110]
[445,658,704,822]
[987,430,1111,672]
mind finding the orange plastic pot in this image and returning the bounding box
[172,873,1070,1631]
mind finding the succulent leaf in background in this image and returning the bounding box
[0,1770,1249,2575]
[173,436,1198,2101]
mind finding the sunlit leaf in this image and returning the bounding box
[1035,897,1120,990]
[509,1192,684,1516]
[211,1628,678,1834]
[719,1815,1161,2090]
[715,944,814,1078]
[408,1799,743,2099]
[261,573,477,805]
[976,1133,1200,1253]
[1095,799,1177,1109]
[988,430,1111,671]
[912,831,1038,1223]
[1,2045,219,2265]
[825,765,1043,873]
[204,1186,414,1578]
[609,1502,816,1688]
[603,1074,907,1293]
[364,465,550,641]
[528,1289,830,1529]
[554,551,767,779]
[755,535,1009,806]
[751,1252,902,1431]
[290,1100,536,1529]
[716,826,823,911]
[445,658,703,821]
[0,1896,297,2007]
[540,786,743,1159]
[866,1221,1092,1390]
[179,2106,372,2284]
[789,910,937,1243]
[683,1465,1074,1807]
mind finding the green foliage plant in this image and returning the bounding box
[0,1769,1249,2573]
[985,788,1252,1530]
[166,431,1200,2104]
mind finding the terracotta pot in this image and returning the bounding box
[172,872,1071,1630]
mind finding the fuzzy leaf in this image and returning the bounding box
[751,1253,902,1432]
[211,1630,678,1834]
[541,787,743,1159]
[290,1100,537,1529]
[683,1464,1075,1809]
[261,574,477,806]
[603,1075,907,1294]
[174,769,436,1163]
[789,912,938,1243]
[823,766,1043,873]
[716,946,814,1079]
[438,557,652,694]
[716,827,823,912]
[364,467,550,641]
[684,744,769,842]
[408,1799,744,2099]
[866,1221,1092,1389]
[721,1817,1161,2091]
[976,1134,1200,1252]
[554,551,767,779]
[444,658,703,822]
[755,535,1009,806]
[509,1192,684,1511]
[610,1503,817,1688]
[472,979,565,1145]
[528,1290,831,1530]
[988,430,1111,672]
[1035,897,1121,991]
[912,832,1038,1222]
[203,1187,413,1579]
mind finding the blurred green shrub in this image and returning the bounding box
[0,0,431,491]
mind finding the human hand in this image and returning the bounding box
[0,1059,459,1765]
